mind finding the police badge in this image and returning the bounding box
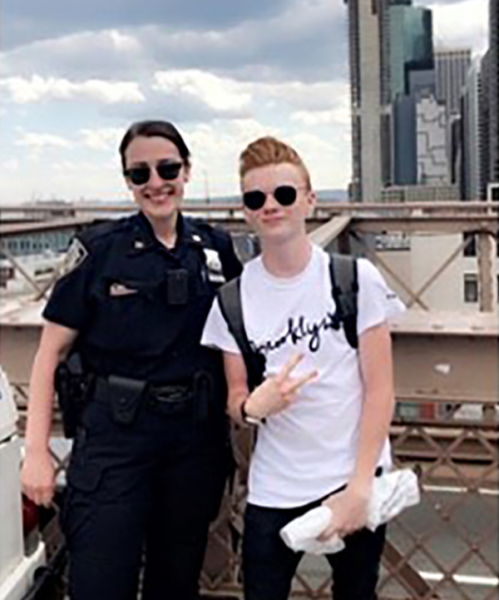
[203,248,225,284]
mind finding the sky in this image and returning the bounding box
[0,0,489,203]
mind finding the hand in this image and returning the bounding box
[319,483,370,541]
[21,449,56,507]
[245,353,318,420]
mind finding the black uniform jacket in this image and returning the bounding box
[44,212,242,387]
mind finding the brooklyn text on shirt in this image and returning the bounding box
[250,310,343,355]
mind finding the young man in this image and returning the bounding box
[201,137,404,600]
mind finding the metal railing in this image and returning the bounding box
[199,398,498,600]
[10,381,498,600]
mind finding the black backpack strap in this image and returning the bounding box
[329,253,359,350]
[217,278,265,390]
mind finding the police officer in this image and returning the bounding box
[21,120,242,600]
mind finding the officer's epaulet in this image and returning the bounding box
[186,217,230,250]
[185,215,212,235]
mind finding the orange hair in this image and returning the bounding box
[239,136,311,189]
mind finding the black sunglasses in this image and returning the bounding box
[243,185,305,211]
[124,161,183,186]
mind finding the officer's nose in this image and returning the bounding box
[148,166,165,189]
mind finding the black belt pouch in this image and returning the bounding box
[95,375,146,426]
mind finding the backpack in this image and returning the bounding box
[217,253,358,391]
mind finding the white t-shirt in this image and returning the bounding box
[201,245,405,508]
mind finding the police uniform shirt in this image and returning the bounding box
[43,212,242,384]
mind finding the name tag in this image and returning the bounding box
[109,283,138,297]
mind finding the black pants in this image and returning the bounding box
[243,498,386,600]
[61,395,230,600]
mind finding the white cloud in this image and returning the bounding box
[290,97,350,127]
[255,0,344,43]
[80,127,124,150]
[185,119,276,196]
[152,71,348,119]
[108,29,141,52]
[287,131,350,188]
[52,159,117,172]
[183,117,348,199]
[0,75,145,104]
[425,0,488,55]
[16,132,73,149]
[0,156,127,203]
[153,70,252,112]
[1,116,350,202]
[9,128,125,156]
[2,159,20,170]
[252,80,349,113]
[81,80,145,103]
[291,111,337,126]
[0,29,146,80]
[188,118,278,157]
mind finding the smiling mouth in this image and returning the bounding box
[144,189,175,202]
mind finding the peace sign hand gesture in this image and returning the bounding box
[243,353,318,421]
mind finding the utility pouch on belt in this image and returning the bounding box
[106,375,146,425]
[54,353,93,439]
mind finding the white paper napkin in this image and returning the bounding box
[280,469,420,555]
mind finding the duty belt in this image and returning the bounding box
[94,376,192,402]
[93,371,212,422]
[148,383,192,403]
[148,371,212,421]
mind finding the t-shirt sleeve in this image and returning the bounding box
[357,258,406,335]
[42,237,94,330]
[201,297,241,354]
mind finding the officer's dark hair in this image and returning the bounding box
[119,120,191,170]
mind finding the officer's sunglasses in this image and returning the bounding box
[242,185,307,211]
[124,161,183,186]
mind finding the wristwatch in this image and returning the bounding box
[240,399,266,426]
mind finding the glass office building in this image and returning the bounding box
[389,4,433,101]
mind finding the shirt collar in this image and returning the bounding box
[128,211,201,256]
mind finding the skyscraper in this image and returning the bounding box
[344,0,389,202]
[480,51,491,198]
[392,69,439,187]
[389,2,434,187]
[461,62,482,199]
[393,95,417,185]
[434,49,472,116]
[417,96,449,184]
[389,3,433,100]
[489,0,498,184]
[344,0,434,201]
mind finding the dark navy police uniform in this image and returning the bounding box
[44,212,242,600]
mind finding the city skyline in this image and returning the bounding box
[0,0,489,203]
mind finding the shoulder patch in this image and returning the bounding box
[60,238,89,277]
